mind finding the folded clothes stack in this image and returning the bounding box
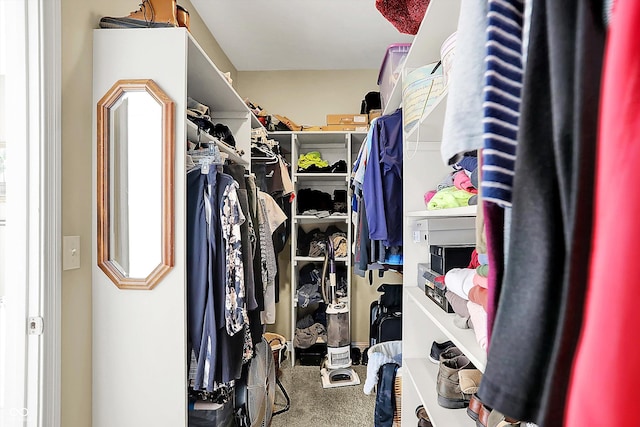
[297,225,347,257]
[297,151,348,173]
[424,153,480,209]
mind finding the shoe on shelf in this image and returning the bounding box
[477,402,492,427]
[415,405,433,427]
[176,4,190,31]
[429,340,454,363]
[467,393,483,421]
[436,354,476,409]
[487,408,520,427]
[458,369,482,395]
[99,0,178,29]
[438,346,463,363]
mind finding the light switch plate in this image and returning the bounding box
[63,235,81,270]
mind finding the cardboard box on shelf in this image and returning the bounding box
[326,114,369,125]
[273,114,302,131]
[321,124,369,132]
[301,126,323,132]
[369,109,383,123]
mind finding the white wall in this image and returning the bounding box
[0,204,4,298]
[0,71,5,298]
[237,69,380,127]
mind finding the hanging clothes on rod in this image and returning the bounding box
[186,139,290,395]
[350,110,404,278]
[186,164,249,391]
[251,137,293,305]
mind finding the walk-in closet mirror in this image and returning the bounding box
[97,79,175,290]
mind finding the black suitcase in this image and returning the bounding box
[369,300,402,346]
[377,311,402,343]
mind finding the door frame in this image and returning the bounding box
[0,0,62,427]
[4,0,62,425]
[41,0,62,425]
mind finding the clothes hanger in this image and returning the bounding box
[251,144,279,164]
[252,156,279,165]
[187,139,224,173]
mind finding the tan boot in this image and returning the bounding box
[176,4,190,31]
[99,0,177,29]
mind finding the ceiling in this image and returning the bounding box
[189,0,415,71]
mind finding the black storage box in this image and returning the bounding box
[430,244,475,275]
[188,399,235,427]
[419,264,446,290]
[296,343,327,366]
[425,279,455,313]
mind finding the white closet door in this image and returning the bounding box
[92,29,188,427]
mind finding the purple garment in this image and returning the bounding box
[483,202,504,346]
[363,109,404,247]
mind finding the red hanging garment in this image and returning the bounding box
[565,1,640,425]
[375,0,431,35]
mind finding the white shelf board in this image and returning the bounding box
[294,173,349,181]
[405,90,449,142]
[406,205,477,218]
[404,357,474,426]
[407,286,486,370]
[294,132,349,146]
[404,0,462,69]
[268,131,294,135]
[383,0,462,115]
[186,119,249,165]
[186,30,262,129]
[382,81,403,116]
[270,131,366,136]
[294,256,348,263]
[266,132,294,145]
[293,215,349,223]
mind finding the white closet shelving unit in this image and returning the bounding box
[92,27,261,427]
[381,1,488,426]
[270,131,365,365]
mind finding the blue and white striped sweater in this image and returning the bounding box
[481,0,525,207]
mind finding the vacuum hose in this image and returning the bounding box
[320,237,337,305]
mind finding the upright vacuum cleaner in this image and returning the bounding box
[319,237,360,388]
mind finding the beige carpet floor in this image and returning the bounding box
[271,363,376,427]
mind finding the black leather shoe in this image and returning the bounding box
[415,405,433,427]
[429,340,454,363]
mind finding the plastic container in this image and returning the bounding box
[377,43,412,110]
[440,32,457,86]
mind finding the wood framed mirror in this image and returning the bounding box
[97,79,175,290]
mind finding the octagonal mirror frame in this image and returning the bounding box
[97,79,175,290]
